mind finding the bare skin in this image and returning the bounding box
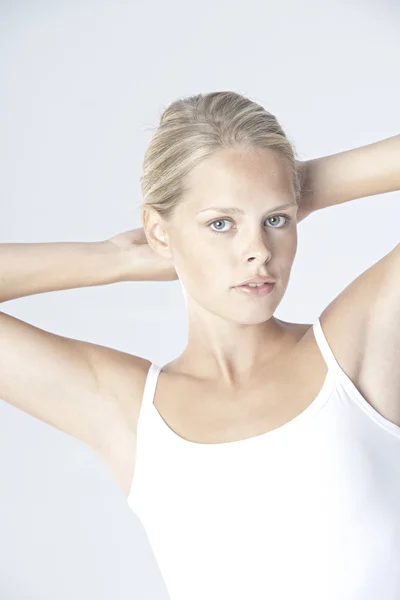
[116,318,332,498]
[142,147,300,387]
[151,321,319,441]
[112,148,330,497]
[2,145,398,500]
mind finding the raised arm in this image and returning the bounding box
[0,230,173,492]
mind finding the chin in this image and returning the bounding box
[231,309,274,326]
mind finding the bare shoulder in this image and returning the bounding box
[286,311,363,385]
[314,246,400,427]
[0,309,153,498]
[84,342,152,429]
[83,343,152,496]
[279,318,352,385]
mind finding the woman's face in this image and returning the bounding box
[154,147,298,325]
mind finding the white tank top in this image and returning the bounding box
[127,317,400,600]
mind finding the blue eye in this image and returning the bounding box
[209,214,291,234]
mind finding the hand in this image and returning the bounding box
[106,227,178,282]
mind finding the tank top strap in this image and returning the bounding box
[312,316,342,375]
[140,362,162,410]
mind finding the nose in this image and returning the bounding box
[243,230,272,265]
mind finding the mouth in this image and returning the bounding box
[233,275,276,287]
[233,281,275,297]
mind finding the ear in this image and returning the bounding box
[141,206,173,259]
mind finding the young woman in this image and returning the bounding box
[1,92,399,599]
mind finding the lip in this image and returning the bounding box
[233,275,276,287]
[233,282,275,297]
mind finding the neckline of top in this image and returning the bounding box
[144,319,336,448]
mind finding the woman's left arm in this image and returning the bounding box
[297,134,400,222]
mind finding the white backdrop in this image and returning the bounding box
[0,0,399,598]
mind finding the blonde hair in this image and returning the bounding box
[139,91,304,222]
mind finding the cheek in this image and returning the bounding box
[186,237,220,270]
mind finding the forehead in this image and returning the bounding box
[182,148,294,205]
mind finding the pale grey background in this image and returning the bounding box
[0,0,399,598]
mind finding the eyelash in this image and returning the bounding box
[208,214,292,234]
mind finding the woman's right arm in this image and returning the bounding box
[0,236,157,478]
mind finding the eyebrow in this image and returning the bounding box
[197,202,298,215]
